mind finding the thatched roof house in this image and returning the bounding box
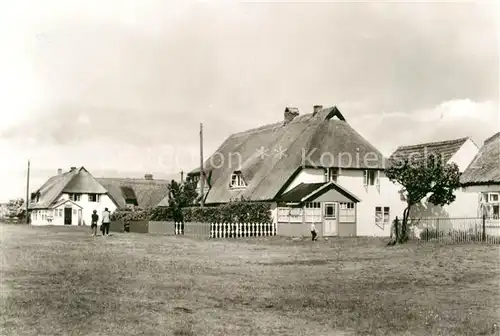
[460,132,500,186]
[30,167,170,210]
[188,105,387,204]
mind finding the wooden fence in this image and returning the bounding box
[407,216,500,244]
[174,222,277,238]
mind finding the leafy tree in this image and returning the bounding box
[6,198,26,220]
[386,153,461,244]
[167,179,198,222]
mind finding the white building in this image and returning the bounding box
[388,137,480,220]
[460,132,500,235]
[187,105,404,237]
[29,167,170,226]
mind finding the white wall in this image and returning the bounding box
[449,139,479,173]
[337,169,405,236]
[56,193,117,226]
[283,168,325,193]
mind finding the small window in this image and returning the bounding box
[69,193,81,201]
[375,206,390,224]
[88,194,100,202]
[230,172,246,188]
[488,193,499,203]
[493,205,499,219]
[324,204,336,218]
[305,202,321,208]
[328,168,338,183]
[364,170,376,186]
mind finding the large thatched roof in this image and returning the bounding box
[29,167,106,209]
[96,178,170,209]
[460,132,500,186]
[189,106,387,204]
[389,137,469,164]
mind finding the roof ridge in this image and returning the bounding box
[396,137,469,151]
[230,107,334,139]
[484,132,500,144]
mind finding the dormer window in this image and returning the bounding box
[230,171,246,189]
[328,168,338,183]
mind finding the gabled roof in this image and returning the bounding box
[189,106,387,204]
[277,182,361,204]
[29,167,94,209]
[389,137,469,163]
[50,199,83,209]
[96,178,170,209]
[460,132,500,186]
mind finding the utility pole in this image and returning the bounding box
[199,123,205,208]
[25,160,30,224]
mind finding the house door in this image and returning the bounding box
[323,202,338,236]
[64,208,72,225]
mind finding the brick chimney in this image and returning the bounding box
[144,173,153,180]
[57,168,62,175]
[313,105,323,116]
[180,171,184,183]
[284,107,299,124]
[70,167,77,172]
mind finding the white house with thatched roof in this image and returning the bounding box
[29,167,169,226]
[388,137,480,220]
[460,132,500,221]
[188,105,405,237]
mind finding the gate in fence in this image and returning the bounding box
[174,222,276,238]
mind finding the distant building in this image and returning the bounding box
[29,167,170,226]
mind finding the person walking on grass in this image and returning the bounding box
[101,207,111,236]
[91,210,99,236]
[310,223,318,241]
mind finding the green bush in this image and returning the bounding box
[182,202,272,223]
[111,208,152,222]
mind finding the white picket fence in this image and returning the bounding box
[174,222,276,238]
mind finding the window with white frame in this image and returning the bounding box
[339,202,355,222]
[69,193,81,202]
[364,170,380,191]
[88,194,100,202]
[375,206,390,225]
[328,168,339,183]
[484,192,500,219]
[305,202,322,223]
[230,172,246,188]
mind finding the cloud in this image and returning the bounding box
[351,99,499,156]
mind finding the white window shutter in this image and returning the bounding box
[376,171,380,192]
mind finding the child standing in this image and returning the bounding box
[310,223,317,241]
[91,210,99,236]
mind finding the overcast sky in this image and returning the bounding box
[0,0,498,202]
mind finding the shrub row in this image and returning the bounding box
[110,202,272,224]
[182,202,272,223]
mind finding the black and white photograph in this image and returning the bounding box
[0,0,499,335]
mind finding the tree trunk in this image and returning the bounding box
[397,205,411,244]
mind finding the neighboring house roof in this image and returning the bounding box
[29,167,171,210]
[188,106,387,204]
[96,178,170,209]
[460,132,500,186]
[277,182,361,204]
[389,137,469,164]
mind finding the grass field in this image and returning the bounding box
[1,224,499,336]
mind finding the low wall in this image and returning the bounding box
[110,220,124,232]
[129,220,149,233]
[148,221,175,235]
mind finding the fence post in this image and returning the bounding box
[482,214,486,242]
[436,217,440,240]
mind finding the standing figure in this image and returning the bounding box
[310,223,318,241]
[91,210,99,236]
[101,207,111,236]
